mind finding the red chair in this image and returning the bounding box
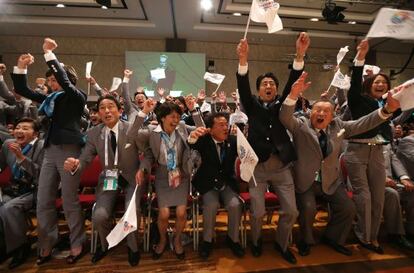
[0,166,11,203]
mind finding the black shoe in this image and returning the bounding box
[91,247,108,264]
[391,235,414,251]
[8,243,31,269]
[198,241,212,259]
[359,241,384,254]
[274,242,297,264]
[152,242,167,260]
[66,247,87,264]
[321,236,352,256]
[36,254,52,265]
[250,239,262,257]
[128,248,140,266]
[174,249,185,260]
[226,236,245,258]
[297,241,311,256]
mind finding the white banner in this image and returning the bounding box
[203,72,225,86]
[150,68,166,83]
[250,0,283,33]
[363,65,381,76]
[366,8,414,40]
[237,127,258,183]
[330,69,351,90]
[106,186,138,249]
[85,61,93,79]
[392,78,414,111]
[336,46,349,65]
[109,77,122,92]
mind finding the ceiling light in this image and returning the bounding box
[96,0,111,8]
[310,18,319,22]
[233,12,242,16]
[322,0,346,24]
[101,5,108,9]
[201,0,213,11]
[56,4,65,8]
[348,21,356,24]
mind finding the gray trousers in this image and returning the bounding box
[36,144,85,251]
[0,192,33,253]
[249,155,299,251]
[296,183,356,245]
[344,143,385,243]
[93,178,141,252]
[201,186,242,243]
[383,186,414,235]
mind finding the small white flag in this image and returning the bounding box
[109,77,122,92]
[106,186,138,249]
[203,72,225,86]
[363,65,381,76]
[237,127,258,183]
[250,0,283,33]
[230,109,248,126]
[85,61,93,79]
[336,46,349,65]
[150,68,166,83]
[366,8,414,40]
[330,69,351,90]
[391,78,414,111]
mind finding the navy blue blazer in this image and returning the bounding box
[11,58,87,146]
[236,67,303,164]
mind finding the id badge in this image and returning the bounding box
[168,169,181,188]
[103,169,119,191]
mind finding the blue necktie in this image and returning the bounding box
[12,143,33,180]
[218,142,225,163]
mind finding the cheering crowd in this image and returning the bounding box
[0,33,413,269]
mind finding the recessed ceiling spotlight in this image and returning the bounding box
[310,18,319,22]
[348,21,357,24]
[56,4,65,8]
[233,12,242,16]
[101,5,108,9]
[201,0,213,11]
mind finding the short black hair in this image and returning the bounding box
[15,117,41,133]
[134,90,148,100]
[46,64,78,85]
[256,72,279,91]
[155,102,183,124]
[204,112,229,128]
[96,94,122,110]
[89,105,98,113]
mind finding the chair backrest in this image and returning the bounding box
[0,166,11,188]
[80,156,102,188]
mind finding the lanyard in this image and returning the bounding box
[104,129,118,168]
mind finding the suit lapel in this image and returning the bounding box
[306,119,323,158]
[118,121,127,163]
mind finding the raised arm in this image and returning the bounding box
[121,69,137,117]
[347,39,369,108]
[236,38,254,115]
[279,72,312,132]
[42,38,86,102]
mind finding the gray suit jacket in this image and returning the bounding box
[280,102,388,195]
[396,135,414,179]
[78,119,143,185]
[0,138,44,186]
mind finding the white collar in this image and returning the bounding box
[106,121,120,136]
[29,137,38,146]
[154,124,163,133]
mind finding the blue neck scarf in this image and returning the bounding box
[38,91,64,117]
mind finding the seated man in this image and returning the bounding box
[0,118,44,269]
[279,72,401,256]
[188,112,244,259]
[64,95,155,267]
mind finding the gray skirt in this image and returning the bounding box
[154,165,189,208]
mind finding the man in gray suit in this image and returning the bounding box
[0,118,44,269]
[383,144,414,250]
[279,72,401,256]
[64,95,155,266]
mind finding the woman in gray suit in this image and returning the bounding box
[134,102,193,260]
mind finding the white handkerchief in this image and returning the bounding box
[337,129,345,138]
